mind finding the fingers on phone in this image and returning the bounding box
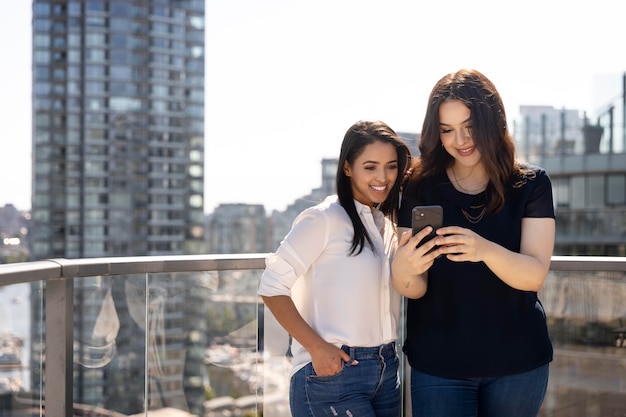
[413,232,437,254]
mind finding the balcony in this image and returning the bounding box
[0,255,624,417]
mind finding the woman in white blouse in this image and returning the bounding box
[258,120,412,417]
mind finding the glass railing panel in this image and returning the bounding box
[73,274,148,416]
[201,268,265,417]
[145,270,212,416]
[539,269,626,416]
[0,281,44,416]
[138,269,266,417]
[260,306,295,417]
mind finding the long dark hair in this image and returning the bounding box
[407,68,528,213]
[336,120,411,255]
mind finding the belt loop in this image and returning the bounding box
[380,341,394,357]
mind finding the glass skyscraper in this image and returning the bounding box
[30,1,208,415]
[31,0,206,260]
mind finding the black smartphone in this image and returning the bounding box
[412,205,443,249]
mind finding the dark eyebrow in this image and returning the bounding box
[440,117,471,127]
[361,159,398,165]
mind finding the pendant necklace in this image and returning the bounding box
[461,205,486,224]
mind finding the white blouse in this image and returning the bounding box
[258,195,401,375]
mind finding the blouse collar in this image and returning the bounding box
[354,199,385,237]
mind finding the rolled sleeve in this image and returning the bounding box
[258,253,298,296]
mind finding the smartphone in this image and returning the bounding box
[412,205,443,250]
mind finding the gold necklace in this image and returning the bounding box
[451,167,488,195]
[461,205,486,224]
[451,168,487,223]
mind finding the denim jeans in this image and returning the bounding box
[410,363,550,417]
[290,342,401,417]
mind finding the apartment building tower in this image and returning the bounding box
[517,75,626,256]
[30,1,207,415]
[31,0,206,260]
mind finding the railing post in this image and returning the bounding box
[46,260,76,417]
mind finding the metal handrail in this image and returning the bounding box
[0,253,268,285]
[1,254,624,285]
[549,255,626,271]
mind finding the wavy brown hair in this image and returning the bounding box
[406,68,531,212]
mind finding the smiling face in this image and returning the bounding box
[343,140,399,207]
[439,99,483,172]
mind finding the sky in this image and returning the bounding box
[1,1,624,214]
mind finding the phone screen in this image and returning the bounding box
[412,205,443,249]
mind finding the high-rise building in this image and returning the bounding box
[518,75,626,256]
[517,105,585,159]
[31,0,206,260]
[30,2,207,415]
[205,203,268,254]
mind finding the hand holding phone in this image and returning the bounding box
[412,205,443,251]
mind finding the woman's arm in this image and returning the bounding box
[261,295,352,376]
[435,217,555,291]
[258,207,354,375]
[390,226,440,298]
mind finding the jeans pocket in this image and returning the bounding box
[304,362,348,403]
[305,360,346,380]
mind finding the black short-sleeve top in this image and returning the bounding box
[398,165,555,378]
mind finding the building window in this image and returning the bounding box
[68,34,81,47]
[34,51,50,65]
[53,4,67,15]
[53,51,66,63]
[86,49,106,63]
[110,65,131,80]
[68,1,81,15]
[86,65,106,78]
[86,1,105,12]
[34,34,50,47]
[67,50,81,63]
[586,175,605,208]
[570,175,585,209]
[607,174,626,206]
[34,19,51,31]
[86,16,106,27]
[86,33,106,47]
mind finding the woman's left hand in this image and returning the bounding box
[434,226,490,263]
[433,218,555,292]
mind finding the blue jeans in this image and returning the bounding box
[410,364,549,417]
[290,342,401,417]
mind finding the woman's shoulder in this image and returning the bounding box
[510,163,555,217]
[321,196,352,222]
[297,195,345,221]
[512,162,551,188]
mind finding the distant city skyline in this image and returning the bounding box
[1,0,625,213]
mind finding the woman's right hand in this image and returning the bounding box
[309,341,355,376]
[261,295,357,376]
[391,227,439,298]
[394,227,440,275]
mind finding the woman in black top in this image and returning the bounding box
[392,69,555,417]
